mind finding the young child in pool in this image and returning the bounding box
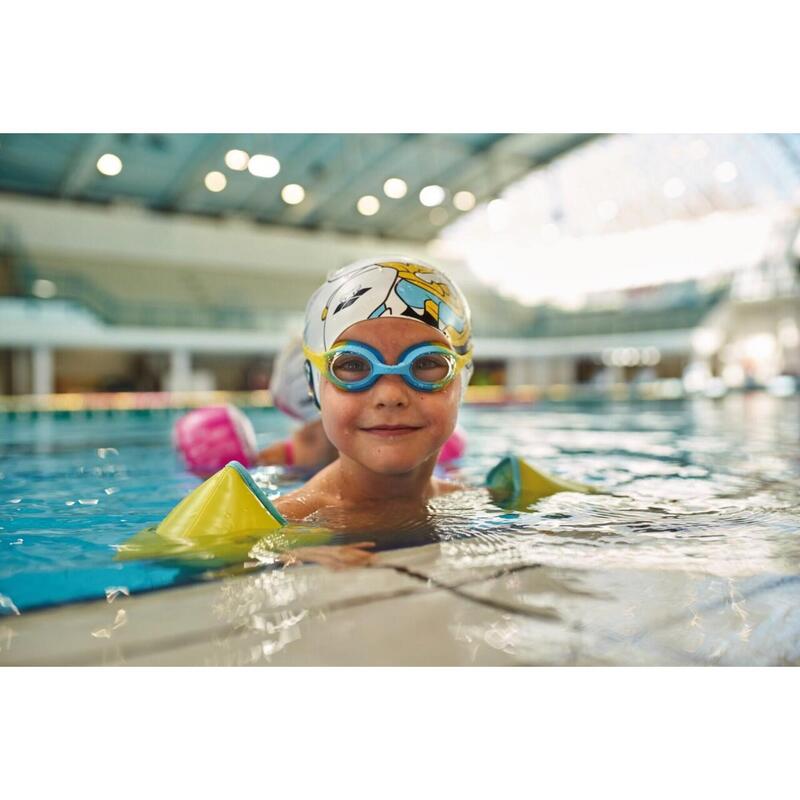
[272,256,474,568]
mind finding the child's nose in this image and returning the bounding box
[371,374,410,407]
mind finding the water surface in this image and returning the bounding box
[1,396,798,627]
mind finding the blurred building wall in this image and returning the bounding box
[0,193,475,291]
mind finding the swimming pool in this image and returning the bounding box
[2,396,799,665]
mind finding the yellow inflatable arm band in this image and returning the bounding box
[115,461,334,565]
[486,454,596,508]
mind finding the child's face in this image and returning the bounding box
[319,318,460,476]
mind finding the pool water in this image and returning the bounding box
[1,397,799,623]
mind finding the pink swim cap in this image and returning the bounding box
[173,404,257,477]
[437,425,467,464]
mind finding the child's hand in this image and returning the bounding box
[278,542,376,570]
[256,441,289,466]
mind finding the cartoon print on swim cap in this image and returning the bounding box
[303,256,473,408]
[365,261,470,351]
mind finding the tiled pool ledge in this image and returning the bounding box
[0,382,708,419]
[2,543,799,666]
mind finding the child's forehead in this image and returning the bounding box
[335,318,449,349]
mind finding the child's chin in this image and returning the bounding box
[360,451,434,475]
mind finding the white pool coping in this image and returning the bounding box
[2,542,799,666]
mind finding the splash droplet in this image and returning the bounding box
[105,586,130,603]
[0,594,20,616]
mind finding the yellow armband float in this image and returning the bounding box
[486,454,597,509]
[116,461,331,565]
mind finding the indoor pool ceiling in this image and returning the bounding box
[0,133,597,242]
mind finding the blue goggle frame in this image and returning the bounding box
[304,340,472,393]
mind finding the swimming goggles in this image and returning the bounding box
[303,340,473,393]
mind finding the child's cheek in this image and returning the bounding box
[417,391,458,433]
[320,387,360,448]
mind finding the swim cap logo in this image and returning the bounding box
[333,286,369,315]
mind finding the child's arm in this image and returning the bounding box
[256,440,290,465]
[271,483,375,570]
[277,542,376,570]
[256,420,338,468]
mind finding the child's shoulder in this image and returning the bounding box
[273,467,337,522]
[431,476,469,496]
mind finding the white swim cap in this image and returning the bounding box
[303,256,473,408]
[270,337,320,422]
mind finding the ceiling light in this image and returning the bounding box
[248,154,281,178]
[357,195,380,216]
[204,171,227,192]
[281,184,305,205]
[419,185,445,207]
[453,190,476,212]
[383,178,407,199]
[96,153,122,176]
[225,149,250,171]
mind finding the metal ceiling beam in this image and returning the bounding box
[153,134,239,210]
[491,133,597,161]
[57,133,119,198]
[276,134,418,227]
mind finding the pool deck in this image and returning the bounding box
[3,541,799,666]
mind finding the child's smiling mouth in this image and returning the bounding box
[359,424,424,437]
